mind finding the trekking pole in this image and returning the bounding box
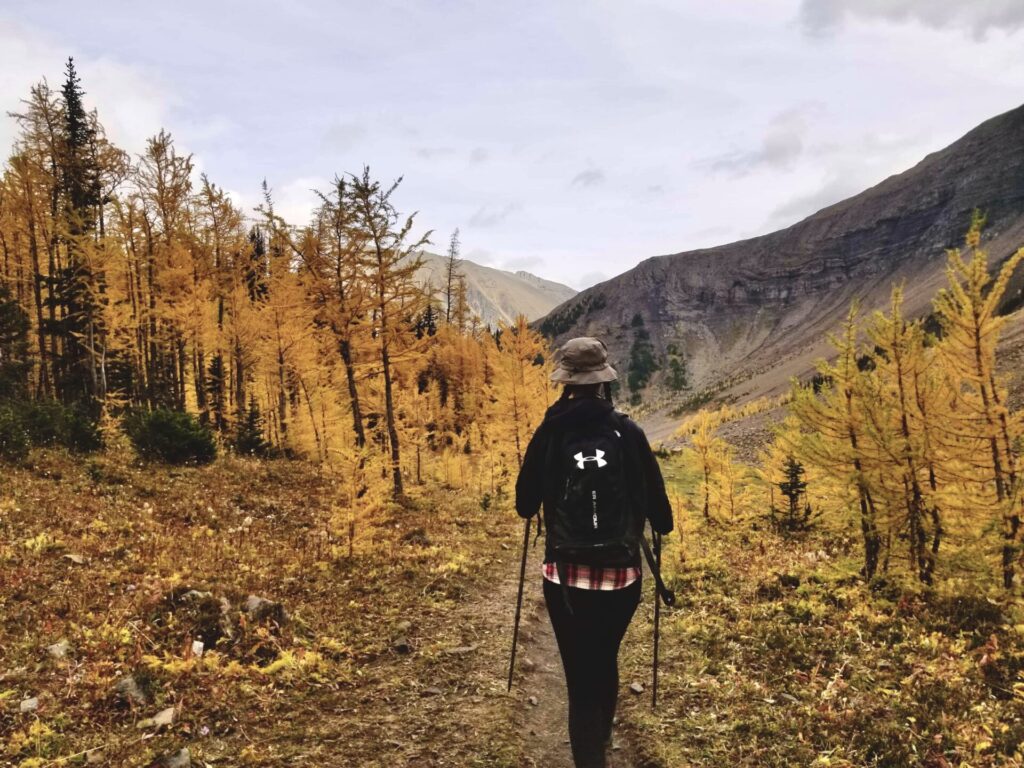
[652,530,662,709]
[507,515,532,692]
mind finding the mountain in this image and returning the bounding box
[416,252,576,325]
[536,103,1024,438]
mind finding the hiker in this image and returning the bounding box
[514,337,674,768]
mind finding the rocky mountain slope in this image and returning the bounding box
[416,252,576,326]
[537,103,1024,420]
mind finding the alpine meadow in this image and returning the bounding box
[2,28,1024,768]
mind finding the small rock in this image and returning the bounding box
[63,553,86,565]
[85,749,105,764]
[521,657,537,671]
[20,696,39,713]
[421,686,443,697]
[395,620,412,633]
[137,706,175,730]
[392,636,413,654]
[191,639,205,658]
[159,747,191,767]
[528,695,539,706]
[443,644,478,655]
[47,639,72,659]
[243,595,287,625]
[114,675,148,705]
[629,681,645,695]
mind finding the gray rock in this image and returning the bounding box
[629,681,645,695]
[114,675,148,705]
[443,644,478,655]
[47,639,72,659]
[20,696,38,712]
[395,620,412,633]
[63,553,86,565]
[392,636,413,654]
[527,695,539,706]
[160,748,191,767]
[137,706,175,730]
[243,595,287,625]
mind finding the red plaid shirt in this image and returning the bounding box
[542,562,640,590]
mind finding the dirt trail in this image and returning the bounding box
[512,569,638,768]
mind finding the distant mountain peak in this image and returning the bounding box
[416,253,576,326]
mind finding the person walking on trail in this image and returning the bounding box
[514,337,674,768]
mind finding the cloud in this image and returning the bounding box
[766,175,863,230]
[463,247,495,265]
[799,0,1024,40]
[578,271,609,289]
[268,175,330,226]
[469,146,488,164]
[571,168,606,187]
[704,107,814,176]
[322,121,365,152]
[502,255,542,272]
[415,145,456,159]
[468,203,521,228]
[0,20,177,155]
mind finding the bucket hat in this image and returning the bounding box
[550,337,618,384]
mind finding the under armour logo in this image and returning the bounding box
[574,450,608,469]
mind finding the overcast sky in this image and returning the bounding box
[2,1,1023,289]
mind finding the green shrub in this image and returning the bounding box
[124,408,217,465]
[0,405,29,463]
[16,401,103,452]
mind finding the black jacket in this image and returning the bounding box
[514,395,674,564]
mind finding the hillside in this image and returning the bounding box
[537,103,1024,421]
[416,253,576,325]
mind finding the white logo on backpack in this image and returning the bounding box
[574,449,608,469]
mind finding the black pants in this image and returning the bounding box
[543,577,641,768]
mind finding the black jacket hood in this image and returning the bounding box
[542,395,615,429]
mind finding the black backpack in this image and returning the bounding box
[546,412,641,568]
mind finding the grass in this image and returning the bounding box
[616,456,1024,768]
[0,444,524,767]
[3,443,1023,767]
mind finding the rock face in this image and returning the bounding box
[537,103,1024,409]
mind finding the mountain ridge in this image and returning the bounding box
[536,102,1024,429]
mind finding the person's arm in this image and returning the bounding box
[625,419,674,535]
[515,423,548,519]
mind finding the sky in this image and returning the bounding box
[1,0,1023,290]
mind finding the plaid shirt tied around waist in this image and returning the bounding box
[542,561,640,590]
